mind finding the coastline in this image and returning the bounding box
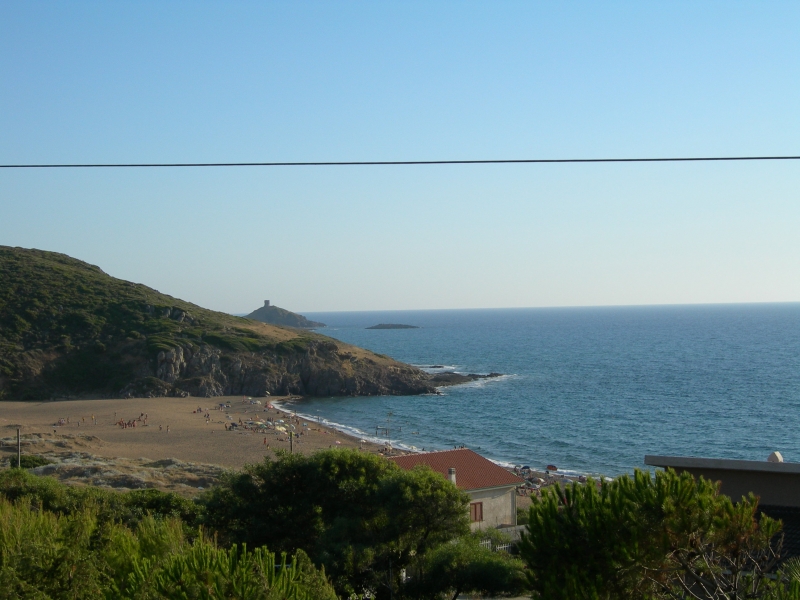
[273,398,431,456]
[275,396,600,482]
[0,394,596,500]
[0,395,414,474]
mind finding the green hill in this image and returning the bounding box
[245,302,325,328]
[0,246,435,400]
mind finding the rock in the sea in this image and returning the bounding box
[426,372,503,386]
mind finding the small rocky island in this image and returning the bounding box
[366,324,419,329]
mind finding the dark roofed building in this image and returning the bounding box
[389,449,523,531]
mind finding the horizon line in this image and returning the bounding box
[234,300,800,315]
[3,155,800,169]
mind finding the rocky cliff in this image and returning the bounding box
[125,338,433,398]
[0,247,436,400]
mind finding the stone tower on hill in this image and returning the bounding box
[245,302,325,329]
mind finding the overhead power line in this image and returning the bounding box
[1,155,800,168]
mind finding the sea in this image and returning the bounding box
[276,304,800,477]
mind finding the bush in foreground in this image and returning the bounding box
[202,449,471,598]
[0,467,202,529]
[0,496,335,599]
[520,468,796,600]
[404,530,526,600]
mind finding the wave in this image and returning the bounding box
[457,373,517,389]
[414,364,460,373]
[273,401,427,454]
[271,401,606,476]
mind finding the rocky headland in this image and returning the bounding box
[0,247,439,400]
[245,301,325,328]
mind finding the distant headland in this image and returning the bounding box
[245,300,326,329]
[0,248,445,399]
[366,324,419,330]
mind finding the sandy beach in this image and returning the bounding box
[0,396,393,467]
[0,395,580,502]
[0,396,401,494]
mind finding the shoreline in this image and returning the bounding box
[0,396,416,473]
[274,398,604,482]
[0,395,603,499]
[272,399,431,456]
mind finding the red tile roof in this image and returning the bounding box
[388,449,523,490]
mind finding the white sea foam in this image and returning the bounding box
[272,400,607,477]
[272,401,424,453]
[458,373,516,389]
[414,364,460,373]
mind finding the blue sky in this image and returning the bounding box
[2,2,799,312]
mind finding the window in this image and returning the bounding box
[470,501,483,522]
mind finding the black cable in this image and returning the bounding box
[1,155,800,168]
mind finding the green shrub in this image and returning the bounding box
[519,469,790,600]
[0,468,202,528]
[201,449,470,597]
[0,497,335,600]
[146,335,180,354]
[6,454,52,469]
[274,338,311,355]
[202,333,264,353]
[516,505,529,525]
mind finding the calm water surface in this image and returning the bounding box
[281,304,800,476]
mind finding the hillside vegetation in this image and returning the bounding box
[0,246,435,400]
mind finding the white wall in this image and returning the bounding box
[467,485,516,531]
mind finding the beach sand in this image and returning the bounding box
[0,396,396,491]
[0,395,567,503]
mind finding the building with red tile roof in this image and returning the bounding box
[389,448,523,530]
